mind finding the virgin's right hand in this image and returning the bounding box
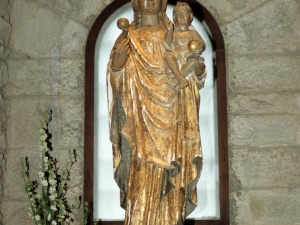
[111,38,130,70]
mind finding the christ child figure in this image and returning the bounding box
[164,2,206,89]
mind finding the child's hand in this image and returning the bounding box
[164,17,174,33]
[188,40,205,54]
[194,63,206,78]
[193,46,204,55]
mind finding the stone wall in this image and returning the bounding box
[0,0,11,224]
[200,0,300,224]
[0,0,113,224]
[0,0,299,224]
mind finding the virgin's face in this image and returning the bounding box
[138,0,162,15]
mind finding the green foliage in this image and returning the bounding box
[83,202,98,225]
[83,202,88,225]
[21,111,80,225]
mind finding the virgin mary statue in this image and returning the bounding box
[107,0,205,224]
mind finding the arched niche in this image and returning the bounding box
[84,0,229,224]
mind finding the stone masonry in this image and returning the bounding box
[0,0,300,224]
[0,0,11,224]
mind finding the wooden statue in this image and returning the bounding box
[107,0,206,224]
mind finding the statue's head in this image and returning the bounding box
[131,0,168,28]
[173,2,193,27]
[131,0,167,13]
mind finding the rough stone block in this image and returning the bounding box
[59,97,84,147]
[52,147,84,198]
[0,17,11,45]
[3,148,40,199]
[229,115,300,148]
[231,188,300,225]
[7,96,84,149]
[0,133,7,150]
[7,97,84,148]
[0,0,11,21]
[199,0,270,24]
[6,59,51,96]
[6,98,50,149]
[0,198,83,225]
[0,152,6,172]
[222,0,300,54]
[6,58,84,96]
[34,0,112,25]
[34,0,81,17]
[79,0,113,25]
[9,0,88,58]
[230,149,300,189]
[228,93,300,114]
[59,58,84,96]
[69,207,84,225]
[60,20,88,58]
[0,59,8,89]
[9,0,62,58]
[228,55,300,93]
[0,199,29,225]
[0,39,11,60]
[4,147,83,199]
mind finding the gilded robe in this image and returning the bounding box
[107,24,203,225]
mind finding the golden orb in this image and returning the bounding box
[188,40,200,52]
[117,18,129,30]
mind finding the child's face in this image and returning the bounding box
[174,7,191,27]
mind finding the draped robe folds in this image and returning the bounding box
[107,24,204,225]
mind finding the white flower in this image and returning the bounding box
[49,179,57,185]
[39,129,47,141]
[41,180,48,186]
[35,215,40,221]
[44,157,48,162]
[51,221,57,225]
[38,172,44,178]
[49,187,56,194]
[39,141,47,151]
[48,214,51,221]
[50,195,56,200]
[51,205,57,211]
